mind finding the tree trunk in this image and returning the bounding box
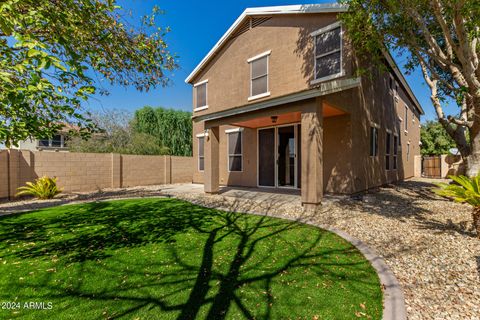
[465,124,480,177]
[473,207,480,239]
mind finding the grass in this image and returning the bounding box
[0,198,382,319]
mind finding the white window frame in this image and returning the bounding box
[226,128,243,172]
[196,132,208,172]
[194,79,208,112]
[248,51,271,101]
[310,21,344,85]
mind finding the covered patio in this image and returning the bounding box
[193,78,358,209]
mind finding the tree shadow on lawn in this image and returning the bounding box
[0,198,382,320]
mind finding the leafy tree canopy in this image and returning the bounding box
[340,0,480,174]
[68,109,169,156]
[0,0,177,148]
[133,106,192,157]
[421,120,457,156]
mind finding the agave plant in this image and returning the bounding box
[16,176,62,200]
[434,175,480,239]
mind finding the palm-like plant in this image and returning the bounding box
[16,176,62,200]
[434,175,480,239]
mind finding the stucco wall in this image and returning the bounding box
[343,71,421,192]
[0,150,193,199]
[190,13,352,115]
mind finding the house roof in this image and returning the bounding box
[185,3,424,115]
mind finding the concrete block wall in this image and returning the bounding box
[0,151,9,197]
[0,150,193,199]
[171,156,194,183]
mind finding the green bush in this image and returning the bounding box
[434,174,480,238]
[16,176,62,200]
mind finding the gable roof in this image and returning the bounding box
[185,3,424,115]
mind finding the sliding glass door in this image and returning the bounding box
[258,124,300,189]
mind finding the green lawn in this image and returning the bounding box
[0,198,382,319]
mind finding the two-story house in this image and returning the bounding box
[186,4,424,209]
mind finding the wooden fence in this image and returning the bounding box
[422,156,442,178]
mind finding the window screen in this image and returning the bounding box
[370,127,378,157]
[51,135,62,147]
[404,106,408,131]
[198,137,205,171]
[195,83,207,109]
[393,135,398,170]
[386,132,391,170]
[228,131,242,171]
[315,26,341,80]
[250,56,268,97]
[38,139,50,147]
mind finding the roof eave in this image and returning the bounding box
[185,4,348,84]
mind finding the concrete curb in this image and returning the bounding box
[326,227,407,320]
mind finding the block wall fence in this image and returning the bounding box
[0,150,193,199]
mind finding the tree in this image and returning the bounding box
[134,106,192,157]
[68,109,169,155]
[0,0,177,148]
[341,0,480,175]
[421,120,457,155]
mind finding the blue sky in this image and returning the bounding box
[86,0,444,122]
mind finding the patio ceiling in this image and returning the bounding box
[231,103,345,128]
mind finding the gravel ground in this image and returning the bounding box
[1,178,479,319]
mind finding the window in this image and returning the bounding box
[227,129,242,172]
[312,22,342,82]
[407,142,410,161]
[393,135,398,170]
[37,134,66,148]
[51,135,62,147]
[38,138,50,147]
[194,80,208,111]
[386,131,391,170]
[404,106,408,132]
[370,126,378,157]
[248,52,270,100]
[198,136,205,171]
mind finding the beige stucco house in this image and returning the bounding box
[186,4,424,208]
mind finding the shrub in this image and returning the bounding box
[16,176,62,200]
[434,174,480,239]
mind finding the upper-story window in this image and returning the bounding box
[194,80,208,112]
[248,51,270,101]
[311,22,343,83]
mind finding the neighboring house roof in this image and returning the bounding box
[185,3,424,115]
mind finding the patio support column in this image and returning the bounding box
[301,97,323,209]
[204,125,220,194]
